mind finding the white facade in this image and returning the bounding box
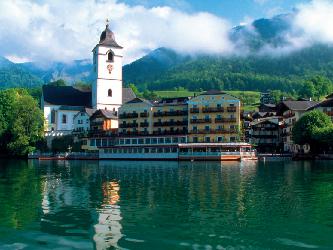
[92,43,123,111]
[42,102,79,135]
[73,111,91,132]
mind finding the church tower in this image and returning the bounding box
[92,21,123,111]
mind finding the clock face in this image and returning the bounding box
[107,64,113,74]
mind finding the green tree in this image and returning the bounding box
[299,81,316,99]
[0,89,44,156]
[292,110,332,149]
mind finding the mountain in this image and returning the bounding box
[1,13,333,96]
[0,56,44,89]
[21,59,94,84]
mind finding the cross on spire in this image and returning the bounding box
[106,18,110,28]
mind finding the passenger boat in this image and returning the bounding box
[98,135,257,161]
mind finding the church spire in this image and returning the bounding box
[99,19,122,48]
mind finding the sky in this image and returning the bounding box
[121,0,309,24]
[0,0,332,65]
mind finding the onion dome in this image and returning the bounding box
[99,21,123,48]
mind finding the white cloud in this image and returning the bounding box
[292,0,333,45]
[0,0,233,64]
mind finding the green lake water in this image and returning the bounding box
[0,160,333,249]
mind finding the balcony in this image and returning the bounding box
[190,129,237,134]
[190,118,212,124]
[140,122,149,127]
[153,110,188,117]
[119,113,139,119]
[152,129,187,135]
[202,107,224,113]
[190,108,200,113]
[215,118,237,123]
[227,107,237,112]
[119,123,139,128]
[283,112,295,118]
[154,121,188,127]
[140,112,149,118]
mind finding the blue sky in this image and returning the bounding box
[121,0,310,24]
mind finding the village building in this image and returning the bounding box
[188,91,241,143]
[73,108,95,133]
[276,100,318,152]
[249,117,284,153]
[312,94,333,121]
[42,22,135,137]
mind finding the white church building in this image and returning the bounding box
[42,22,135,136]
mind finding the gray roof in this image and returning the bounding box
[99,24,123,48]
[122,88,136,103]
[125,97,152,105]
[91,109,118,120]
[282,101,319,111]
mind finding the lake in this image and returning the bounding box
[0,160,332,249]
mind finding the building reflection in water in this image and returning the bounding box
[94,180,122,250]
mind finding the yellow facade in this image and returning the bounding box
[118,93,241,143]
[118,98,153,136]
[188,92,241,143]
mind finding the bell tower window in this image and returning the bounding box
[107,51,114,62]
[108,89,112,97]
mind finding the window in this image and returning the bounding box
[107,51,114,62]
[108,89,112,97]
[193,137,198,143]
[50,110,56,124]
[62,114,67,124]
[205,137,211,143]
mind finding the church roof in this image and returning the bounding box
[42,85,92,107]
[99,24,123,48]
[42,85,136,107]
[122,88,136,103]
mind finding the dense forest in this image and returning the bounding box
[123,45,333,99]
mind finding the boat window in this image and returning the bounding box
[180,137,186,143]
[133,148,138,153]
[152,138,158,144]
[90,139,96,146]
[164,148,171,153]
[165,137,171,143]
[104,149,108,153]
[132,139,138,145]
[96,139,101,147]
[119,139,124,145]
[158,148,163,153]
[151,148,157,153]
[123,148,128,153]
[158,138,164,144]
[138,139,144,144]
[125,139,131,144]
[144,148,150,153]
[172,147,178,153]
[113,148,117,153]
[145,138,151,144]
[193,137,198,143]
[138,148,143,153]
[172,137,179,143]
[102,139,107,147]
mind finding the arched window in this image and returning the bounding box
[108,89,112,97]
[107,51,114,62]
[62,114,67,124]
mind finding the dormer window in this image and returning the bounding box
[107,51,114,62]
[108,89,112,97]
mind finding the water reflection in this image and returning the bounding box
[0,160,332,249]
[94,181,122,249]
